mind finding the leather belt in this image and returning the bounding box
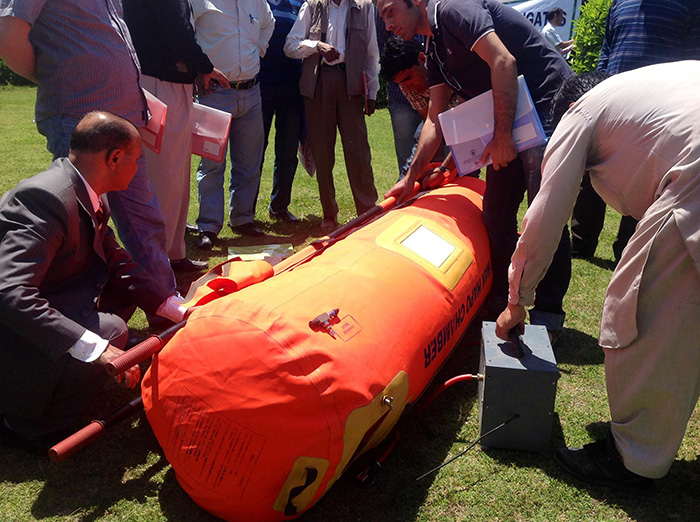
[322,62,346,71]
[229,77,259,90]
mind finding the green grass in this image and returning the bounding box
[1,85,698,522]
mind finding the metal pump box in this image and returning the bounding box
[478,321,559,452]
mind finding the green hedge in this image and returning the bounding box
[0,59,34,86]
[570,0,613,73]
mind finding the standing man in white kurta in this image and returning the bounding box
[496,61,700,491]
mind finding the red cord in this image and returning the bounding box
[418,374,481,414]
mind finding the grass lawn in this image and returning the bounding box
[1,85,698,522]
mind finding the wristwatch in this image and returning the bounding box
[438,165,449,173]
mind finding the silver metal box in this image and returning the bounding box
[478,321,559,452]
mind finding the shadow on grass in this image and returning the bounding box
[158,469,222,522]
[0,408,165,521]
[580,255,617,271]
[485,417,700,522]
[553,327,604,367]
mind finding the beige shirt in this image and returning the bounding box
[508,61,700,347]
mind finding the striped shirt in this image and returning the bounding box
[598,0,700,74]
[0,0,148,125]
[259,0,304,85]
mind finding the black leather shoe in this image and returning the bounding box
[555,430,655,493]
[197,231,217,250]
[170,257,209,272]
[269,208,300,223]
[185,223,199,233]
[1,416,70,454]
[230,222,264,237]
[320,217,338,231]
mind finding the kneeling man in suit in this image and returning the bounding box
[0,111,186,452]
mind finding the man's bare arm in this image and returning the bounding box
[385,83,452,201]
[0,17,37,83]
[473,31,518,170]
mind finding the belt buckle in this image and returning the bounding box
[234,78,255,90]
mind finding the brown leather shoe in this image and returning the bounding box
[320,217,337,231]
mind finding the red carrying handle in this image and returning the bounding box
[49,421,105,463]
[273,182,422,275]
[105,335,164,377]
[48,396,144,462]
[105,319,187,377]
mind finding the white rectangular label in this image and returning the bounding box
[401,225,456,267]
[203,140,220,155]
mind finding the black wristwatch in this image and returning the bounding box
[438,165,449,173]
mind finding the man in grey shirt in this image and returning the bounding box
[0,0,176,301]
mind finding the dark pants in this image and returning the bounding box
[261,81,304,214]
[4,312,128,440]
[483,146,571,332]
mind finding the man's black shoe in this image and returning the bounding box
[571,246,595,259]
[185,223,199,233]
[197,231,216,250]
[125,331,147,349]
[230,222,264,237]
[269,208,300,223]
[148,315,176,330]
[555,430,655,493]
[0,416,69,454]
[170,257,209,272]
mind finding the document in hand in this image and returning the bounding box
[140,90,168,154]
[192,103,233,163]
[438,76,546,176]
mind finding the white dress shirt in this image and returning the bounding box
[190,0,275,81]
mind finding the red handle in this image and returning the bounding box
[105,335,164,377]
[48,420,105,463]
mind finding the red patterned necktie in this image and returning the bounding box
[95,202,106,232]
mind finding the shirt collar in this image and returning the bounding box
[68,159,101,214]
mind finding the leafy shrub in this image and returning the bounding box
[570,0,613,73]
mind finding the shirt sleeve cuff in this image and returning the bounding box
[68,329,109,363]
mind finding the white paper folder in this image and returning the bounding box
[192,103,232,163]
[438,75,546,176]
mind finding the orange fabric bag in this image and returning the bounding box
[142,176,491,521]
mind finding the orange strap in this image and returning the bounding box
[179,257,275,307]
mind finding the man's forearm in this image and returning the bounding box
[404,116,443,183]
[490,55,518,140]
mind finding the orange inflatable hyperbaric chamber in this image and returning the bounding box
[141,175,492,521]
